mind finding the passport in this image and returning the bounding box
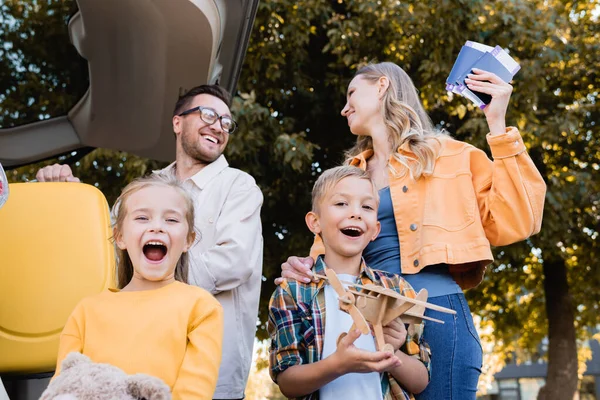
[447,41,520,108]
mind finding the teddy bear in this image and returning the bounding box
[40,352,172,400]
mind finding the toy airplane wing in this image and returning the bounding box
[349,281,456,316]
[381,289,444,325]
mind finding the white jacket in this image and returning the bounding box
[158,155,263,399]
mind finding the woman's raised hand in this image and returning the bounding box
[464,68,513,135]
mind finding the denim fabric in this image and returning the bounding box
[415,293,483,400]
[363,187,462,297]
[363,187,401,272]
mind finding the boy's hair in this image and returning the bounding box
[311,166,379,212]
[112,173,196,289]
[173,84,232,116]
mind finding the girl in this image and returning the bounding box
[54,173,223,399]
[279,62,546,399]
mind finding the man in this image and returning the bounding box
[36,85,263,400]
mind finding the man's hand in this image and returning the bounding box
[275,256,316,284]
[36,164,80,183]
[382,317,407,353]
[331,329,401,374]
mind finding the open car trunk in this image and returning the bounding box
[0,0,259,168]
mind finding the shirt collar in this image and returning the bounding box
[313,255,376,283]
[158,155,229,190]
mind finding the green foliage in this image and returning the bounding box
[227,90,320,331]
[240,0,600,358]
[1,1,599,385]
[0,0,87,127]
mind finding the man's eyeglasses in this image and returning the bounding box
[178,106,237,134]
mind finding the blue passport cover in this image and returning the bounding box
[446,41,493,92]
[450,44,520,107]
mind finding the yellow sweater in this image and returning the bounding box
[54,281,223,399]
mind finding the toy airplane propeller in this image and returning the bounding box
[315,269,456,354]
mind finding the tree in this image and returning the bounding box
[0,0,87,128]
[2,1,598,398]
[240,1,599,398]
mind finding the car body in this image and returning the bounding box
[0,0,258,168]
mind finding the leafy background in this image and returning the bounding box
[1,1,598,398]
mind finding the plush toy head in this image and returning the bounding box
[41,352,171,400]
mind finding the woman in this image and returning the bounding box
[278,62,546,399]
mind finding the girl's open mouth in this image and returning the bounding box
[143,241,168,262]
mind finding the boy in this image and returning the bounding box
[268,166,431,399]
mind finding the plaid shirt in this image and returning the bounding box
[268,256,431,400]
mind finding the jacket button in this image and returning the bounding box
[414,259,419,267]
[208,218,214,224]
[402,185,408,193]
[410,223,418,231]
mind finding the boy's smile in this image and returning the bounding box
[307,176,381,269]
[340,226,364,237]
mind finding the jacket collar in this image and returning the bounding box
[349,149,406,174]
[348,150,372,170]
[160,155,229,190]
[348,142,418,165]
[348,140,438,174]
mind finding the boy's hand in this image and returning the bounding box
[382,317,408,353]
[275,256,315,284]
[332,329,401,374]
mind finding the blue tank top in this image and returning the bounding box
[363,187,462,297]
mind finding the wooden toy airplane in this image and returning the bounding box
[314,269,456,354]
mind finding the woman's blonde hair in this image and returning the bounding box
[112,173,196,289]
[344,62,446,179]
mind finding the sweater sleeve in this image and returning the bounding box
[171,297,224,400]
[53,303,85,378]
[472,127,547,246]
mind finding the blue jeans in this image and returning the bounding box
[415,293,483,400]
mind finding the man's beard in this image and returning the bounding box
[180,131,222,164]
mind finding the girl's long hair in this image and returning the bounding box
[112,173,196,289]
[344,62,447,179]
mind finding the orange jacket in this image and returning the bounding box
[311,127,546,290]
